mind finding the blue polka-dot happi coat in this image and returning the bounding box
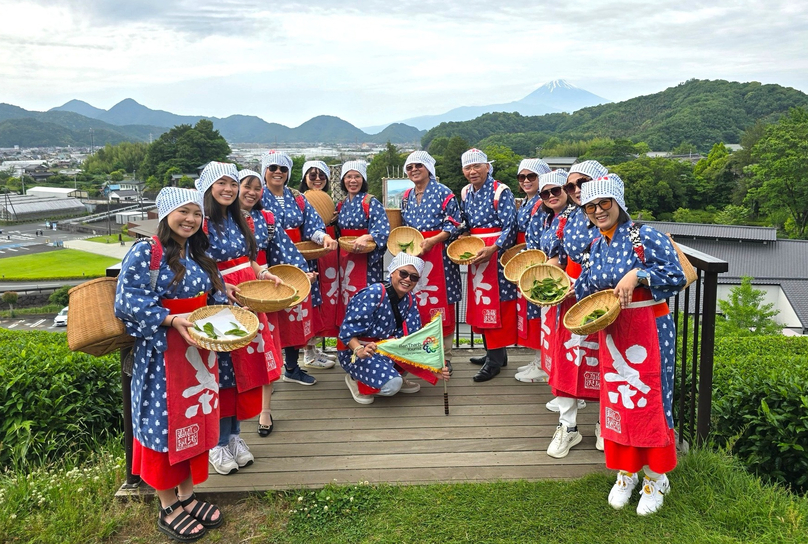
[337,192,390,284]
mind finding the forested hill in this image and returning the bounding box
[422,79,808,152]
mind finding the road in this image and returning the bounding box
[0,220,108,259]
[0,315,62,331]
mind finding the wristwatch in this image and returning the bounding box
[636,269,650,286]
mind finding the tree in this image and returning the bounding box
[48,285,70,307]
[610,157,693,218]
[139,120,231,183]
[749,108,808,238]
[366,141,405,199]
[481,144,522,192]
[717,277,781,336]
[433,136,470,196]
[2,291,18,317]
[692,143,738,208]
[713,204,750,225]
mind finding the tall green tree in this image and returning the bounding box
[367,141,405,199]
[693,143,738,208]
[717,277,781,336]
[749,108,808,238]
[481,145,522,192]
[610,157,694,218]
[433,136,470,196]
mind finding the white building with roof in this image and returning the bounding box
[27,187,84,199]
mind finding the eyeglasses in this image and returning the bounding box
[267,165,289,173]
[396,269,420,282]
[563,177,591,195]
[516,173,538,183]
[405,163,424,172]
[539,186,563,200]
[583,198,614,214]
[307,171,326,180]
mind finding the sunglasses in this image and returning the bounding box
[396,269,421,282]
[267,165,289,173]
[563,177,591,195]
[517,173,538,183]
[539,186,564,200]
[307,171,327,180]
[405,163,424,172]
[584,198,614,214]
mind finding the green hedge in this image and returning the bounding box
[0,330,122,469]
[711,336,808,493]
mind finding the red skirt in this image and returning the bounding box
[604,428,678,474]
[132,438,209,491]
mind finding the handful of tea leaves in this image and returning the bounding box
[458,251,475,260]
[194,322,218,339]
[398,240,415,253]
[527,277,567,303]
[193,308,251,340]
[580,308,607,326]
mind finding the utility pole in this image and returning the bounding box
[90,128,95,155]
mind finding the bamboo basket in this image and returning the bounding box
[667,234,698,289]
[235,280,298,313]
[564,290,621,335]
[385,208,402,229]
[188,305,259,352]
[304,190,336,225]
[519,264,571,307]
[499,243,527,267]
[295,240,334,260]
[446,237,485,265]
[503,249,548,284]
[267,264,311,306]
[339,236,376,254]
[67,277,134,356]
[387,226,424,256]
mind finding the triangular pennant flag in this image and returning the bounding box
[376,313,444,374]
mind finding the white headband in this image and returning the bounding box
[156,187,204,222]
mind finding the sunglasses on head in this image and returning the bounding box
[396,269,420,282]
[405,163,424,172]
[563,176,591,194]
[268,165,289,173]
[583,198,614,214]
[307,171,327,180]
[517,173,538,183]
[539,186,563,200]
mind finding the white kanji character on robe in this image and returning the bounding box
[182,347,219,419]
[471,261,493,305]
[413,261,439,306]
[564,334,599,367]
[604,334,650,409]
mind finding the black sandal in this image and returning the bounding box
[258,410,273,437]
[157,500,206,542]
[179,493,224,529]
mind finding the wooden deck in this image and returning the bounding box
[188,348,606,495]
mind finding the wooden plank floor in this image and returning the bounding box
[187,348,607,495]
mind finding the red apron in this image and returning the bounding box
[466,228,503,330]
[161,294,220,466]
[336,228,369,324]
[265,227,313,348]
[412,229,456,338]
[548,296,601,401]
[315,225,340,337]
[516,291,542,349]
[599,290,671,449]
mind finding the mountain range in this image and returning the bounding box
[362,80,609,132]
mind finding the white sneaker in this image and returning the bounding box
[228,435,254,468]
[637,474,670,516]
[517,352,541,373]
[399,378,421,394]
[515,363,548,383]
[595,422,604,451]
[546,425,582,458]
[304,345,337,363]
[545,398,586,412]
[302,350,336,369]
[345,374,374,404]
[209,445,239,475]
[608,471,639,510]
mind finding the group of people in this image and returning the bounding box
[114,147,686,541]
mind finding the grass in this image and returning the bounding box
[0,249,119,280]
[0,303,63,318]
[85,235,135,244]
[3,447,806,544]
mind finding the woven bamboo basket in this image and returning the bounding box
[295,240,334,260]
[499,243,527,267]
[67,277,134,356]
[304,190,336,225]
[519,263,571,307]
[235,280,298,313]
[387,226,424,256]
[339,236,376,254]
[564,290,621,335]
[667,234,698,289]
[503,249,548,284]
[267,264,311,306]
[386,208,402,229]
[446,236,485,265]
[188,305,259,352]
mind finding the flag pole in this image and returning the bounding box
[443,363,449,415]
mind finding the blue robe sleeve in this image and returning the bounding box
[114,241,169,345]
[300,197,327,242]
[574,242,598,301]
[268,223,309,272]
[640,226,687,300]
[442,195,462,238]
[404,296,422,333]
[495,188,517,249]
[367,196,390,266]
[525,211,544,249]
[338,285,383,345]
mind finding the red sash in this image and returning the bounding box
[598,289,671,449]
[412,229,456,337]
[465,228,503,330]
[548,296,601,401]
[316,225,340,336]
[285,228,302,243]
[162,295,220,466]
[516,231,526,244]
[336,228,369,324]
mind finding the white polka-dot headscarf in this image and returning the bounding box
[580,173,627,213]
[238,169,263,198]
[539,169,568,191]
[569,160,608,181]
[387,252,425,277]
[156,187,205,221]
[518,158,551,176]
[404,150,437,179]
[302,160,330,181]
[260,150,294,184]
[340,160,368,182]
[195,161,239,195]
[461,148,494,176]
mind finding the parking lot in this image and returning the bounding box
[0,315,62,331]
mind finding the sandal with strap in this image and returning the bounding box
[258,410,273,437]
[157,500,206,542]
[179,493,224,529]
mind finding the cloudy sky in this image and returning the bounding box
[2,0,807,128]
